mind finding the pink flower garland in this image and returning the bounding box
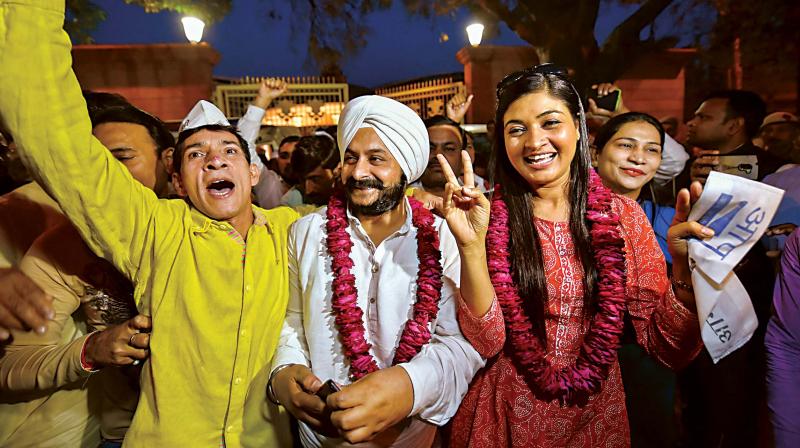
[487,170,628,405]
[326,192,444,380]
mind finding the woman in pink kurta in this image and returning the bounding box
[451,195,701,447]
[434,64,707,447]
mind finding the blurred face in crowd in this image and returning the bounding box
[503,92,579,190]
[420,125,463,191]
[660,118,679,139]
[93,122,170,196]
[760,122,800,150]
[594,121,662,200]
[341,127,406,216]
[172,129,259,223]
[277,140,298,178]
[686,98,739,150]
[303,166,336,206]
[465,132,476,161]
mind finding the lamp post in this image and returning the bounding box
[182,16,205,44]
[466,23,484,47]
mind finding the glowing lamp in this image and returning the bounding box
[466,23,484,47]
[182,17,205,44]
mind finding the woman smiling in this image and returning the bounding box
[436,65,711,447]
[593,112,676,265]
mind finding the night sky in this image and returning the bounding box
[89,0,690,88]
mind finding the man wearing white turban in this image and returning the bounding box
[269,96,484,447]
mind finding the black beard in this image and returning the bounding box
[345,175,407,216]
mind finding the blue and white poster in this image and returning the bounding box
[687,171,784,363]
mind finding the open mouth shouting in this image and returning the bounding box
[523,152,557,169]
[206,178,236,198]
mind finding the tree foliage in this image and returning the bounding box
[122,0,232,22]
[66,0,799,107]
[65,0,107,44]
[257,1,395,79]
[284,0,680,86]
[696,0,800,110]
[66,0,232,44]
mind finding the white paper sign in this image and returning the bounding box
[692,268,758,361]
[687,171,783,363]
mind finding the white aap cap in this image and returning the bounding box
[179,100,231,134]
[761,112,799,129]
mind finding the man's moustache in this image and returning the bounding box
[425,160,442,170]
[345,178,385,190]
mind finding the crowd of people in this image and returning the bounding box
[1,1,800,447]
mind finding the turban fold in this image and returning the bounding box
[337,96,429,183]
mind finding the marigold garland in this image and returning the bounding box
[487,170,628,405]
[326,192,443,380]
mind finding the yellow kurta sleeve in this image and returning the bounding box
[0,0,169,286]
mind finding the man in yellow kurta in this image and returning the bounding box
[0,1,298,446]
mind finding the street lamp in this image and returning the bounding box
[182,16,205,44]
[466,23,484,47]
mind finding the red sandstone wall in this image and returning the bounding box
[616,49,696,126]
[72,43,220,122]
[457,46,695,131]
[457,45,540,124]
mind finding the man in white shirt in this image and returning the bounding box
[269,95,483,447]
[237,78,292,209]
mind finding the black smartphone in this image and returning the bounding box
[316,379,340,401]
[587,88,621,112]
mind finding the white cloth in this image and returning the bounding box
[654,133,690,185]
[273,198,484,447]
[687,171,784,362]
[279,187,304,208]
[473,173,489,192]
[238,105,285,209]
[337,96,429,183]
[179,100,230,133]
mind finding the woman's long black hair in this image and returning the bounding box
[489,65,595,343]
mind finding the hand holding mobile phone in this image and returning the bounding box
[588,88,621,112]
[316,379,340,401]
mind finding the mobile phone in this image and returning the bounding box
[316,379,340,401]
[715,155,759,180]
[587,88,621,112]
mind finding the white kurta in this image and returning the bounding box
[654,133,691,184]
[273,198,484,447]
[238,105,287,209]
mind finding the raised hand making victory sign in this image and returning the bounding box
[434,150,496,318]
[436,150,490,248]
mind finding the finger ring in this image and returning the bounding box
[132,360,141,366]
[129,333,138,346]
